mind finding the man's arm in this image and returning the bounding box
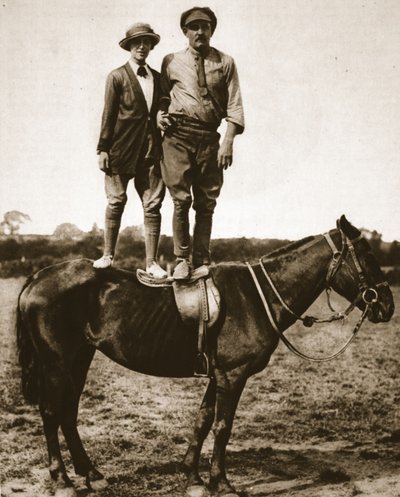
[97,72,120,173]
[156,55,175,131]
[218,56,244,170]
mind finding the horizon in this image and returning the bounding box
[9,219,397,244]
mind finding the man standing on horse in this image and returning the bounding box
[94,23,167,279]
[157,7,245,280]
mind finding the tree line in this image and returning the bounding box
[0,211,398,283]
[0,227,288,278]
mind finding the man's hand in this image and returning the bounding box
[98,151,110,174]
[218,122,241,169]
[217,139,234,170]
[157,111,174,132]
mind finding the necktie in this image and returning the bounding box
[137,66,147,78]
[196,56,208,96]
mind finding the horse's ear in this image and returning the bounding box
[338,215,361,239]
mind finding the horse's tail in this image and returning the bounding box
[16,275,40,404]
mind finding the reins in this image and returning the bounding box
[246,229,383,363]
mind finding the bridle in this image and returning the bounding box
[247,229,388,362]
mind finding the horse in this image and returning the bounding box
[16,216,394,497]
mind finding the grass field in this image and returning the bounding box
[1,277,399,497]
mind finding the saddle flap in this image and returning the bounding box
[173,272,220,328]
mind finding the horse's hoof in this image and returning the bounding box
[186,484,209,497]
[55,487,78,497]
[89,478,109,491]
[85,468,108,491]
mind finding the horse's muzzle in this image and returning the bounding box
[367,284,394,323]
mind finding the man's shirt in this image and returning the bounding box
[160,47,244,131]
[128,60,154,112]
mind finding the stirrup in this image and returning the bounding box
[194,352,211,378]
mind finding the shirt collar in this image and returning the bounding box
[129,59,150,76]
[187,46,212,59]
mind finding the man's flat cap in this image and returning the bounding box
[180,7,217,34]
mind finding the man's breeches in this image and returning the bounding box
[103,162,165,260]
[161,125,223,265]
[105,163,165,222]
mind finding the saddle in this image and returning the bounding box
[136,266,221,377]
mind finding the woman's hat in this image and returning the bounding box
[180,7,217,34]
[119,23,160,51]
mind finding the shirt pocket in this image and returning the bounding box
[207,63,225,90]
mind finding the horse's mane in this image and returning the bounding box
[264,235,316,259]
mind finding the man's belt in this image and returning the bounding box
[170,114,219,132]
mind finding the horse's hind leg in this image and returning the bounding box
[39,365,79,497]
[183,378,216,497]
[60,344,108,491]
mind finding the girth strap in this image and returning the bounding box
[196,278,210,377]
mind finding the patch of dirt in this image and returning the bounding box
[227,438,400,496]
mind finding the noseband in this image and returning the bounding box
[247,229,388,362]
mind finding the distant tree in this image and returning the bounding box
[389,240,400,266]
[361,228,385,264]
[88,223,102,236]
[0,210,31,235]
[53,223,84,240]
[119,225,144,240]
[361,228,382,247]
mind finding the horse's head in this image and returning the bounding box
[327,215,394,323]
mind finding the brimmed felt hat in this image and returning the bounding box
[119,22,160,51]
[180,7,217,34]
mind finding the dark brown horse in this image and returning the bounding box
[16,216,394,497]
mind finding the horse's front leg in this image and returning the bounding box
[209,367,247,497]
[183,378,216,497]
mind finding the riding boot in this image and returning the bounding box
[172,201,191,260]
[192,212,213,268]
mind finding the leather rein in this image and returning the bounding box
[247,230,387,363]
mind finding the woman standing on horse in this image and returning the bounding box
[94,22,167,279]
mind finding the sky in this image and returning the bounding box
[1,0,399,241]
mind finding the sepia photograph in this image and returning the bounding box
[1,1,399,496]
